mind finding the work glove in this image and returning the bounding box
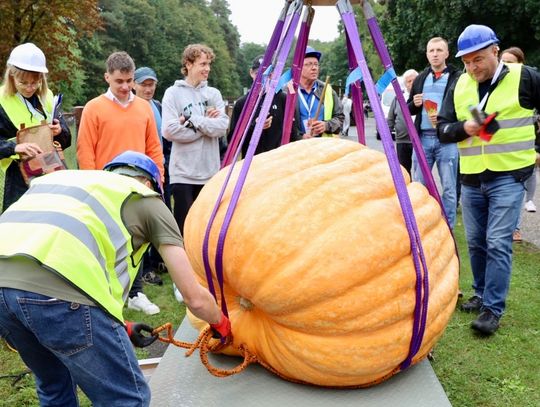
[125,321,158,348]
[210,312,232,339]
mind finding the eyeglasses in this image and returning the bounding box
[15,79,41,89]
[303,62,320,68]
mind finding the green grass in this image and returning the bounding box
[431,218,540,407]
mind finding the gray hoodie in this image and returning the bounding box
[161,79,229,184]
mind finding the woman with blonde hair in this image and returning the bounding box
[0,43,71,211]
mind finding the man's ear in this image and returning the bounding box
[144,179,153,190]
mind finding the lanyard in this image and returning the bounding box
[298,87,317,117]
[478,62,504,110]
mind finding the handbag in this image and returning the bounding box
[16,121,67,185]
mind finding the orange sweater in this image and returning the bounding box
[76,95,164,180]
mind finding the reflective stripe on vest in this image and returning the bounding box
[454,64,536,174]
[0,170,158,322]
[322,85,335,137]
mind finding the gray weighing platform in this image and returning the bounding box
[149,318,452,406]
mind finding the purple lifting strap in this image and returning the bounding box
[339,0,429,370]
[202,0,303,317]
[222,1,291,168]
[364,15,442,210]
[345,31,366,145]
[281,6,314,145]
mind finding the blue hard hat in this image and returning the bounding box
[455,24,499,57]
[104,151,163,195]
[305,46,322,60]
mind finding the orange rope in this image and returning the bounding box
[152,322,404,388]
[152,322,257,377]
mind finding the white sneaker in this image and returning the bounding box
[128,292,160,315]
[173,284,184,303]
[524,200,537,212]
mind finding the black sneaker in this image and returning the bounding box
[460,295,483,313]
[142,271,163,286]
[471,309,500,335]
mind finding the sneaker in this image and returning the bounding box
[128,292,160,315]
[173,284,184,303]
[524,200,537,212]
[142,271,163,286]
[513,230,522,242]
[471,309,500,335]
[460,295,483,313]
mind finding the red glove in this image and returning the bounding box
[210,312,232,339]
[125,321,158,348]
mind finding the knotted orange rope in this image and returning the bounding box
[152,322,257,378]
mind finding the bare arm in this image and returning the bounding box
[158,244,221,324]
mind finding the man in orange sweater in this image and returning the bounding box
[77,51,164,315]
[77,51,164,180]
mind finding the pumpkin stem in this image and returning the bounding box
[238,296,254,310]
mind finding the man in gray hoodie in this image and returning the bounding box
[161,44,229,234]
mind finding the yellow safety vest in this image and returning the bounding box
[0,170,159,322]
[0,87,55,173]
[454,64,536,174]
[322,84,335,138]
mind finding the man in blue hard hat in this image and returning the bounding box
[438,24,540,335]
[296,46,344,138]
[0,151,231,405]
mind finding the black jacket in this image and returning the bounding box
[437,64,540,186]
[227,91,299,158]
[0,102,71,212]
[407,64,461,135]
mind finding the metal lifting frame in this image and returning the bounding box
[205,0,453,369]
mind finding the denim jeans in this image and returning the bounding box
[0,288,150,407]
[412,132,458,228]
[461,175,525,317]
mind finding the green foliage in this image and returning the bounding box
[76,0,243,104]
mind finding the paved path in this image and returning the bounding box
[344,119,540,248]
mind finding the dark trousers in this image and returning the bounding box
[396,142,413,177]
[171,183,204,235]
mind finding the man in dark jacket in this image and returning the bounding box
[227,55,298,157]
[407,37,461,228]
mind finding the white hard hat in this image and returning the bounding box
[7,43,48,73]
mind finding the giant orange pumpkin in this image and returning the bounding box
[184,138,459,387]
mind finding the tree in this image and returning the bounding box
[0,0,102,107]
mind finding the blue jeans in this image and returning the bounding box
[412,132,458,228]
[0,288,150,407]
[461,175,525,317]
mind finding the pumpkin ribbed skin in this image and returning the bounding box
[184,138,459,387]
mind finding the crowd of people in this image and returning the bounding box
[0,22,539,405]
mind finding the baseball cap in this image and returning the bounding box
[134,67,158,83]
[305,46,322,60]
[251,55,264,70]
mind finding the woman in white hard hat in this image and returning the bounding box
[0,43,71,212]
